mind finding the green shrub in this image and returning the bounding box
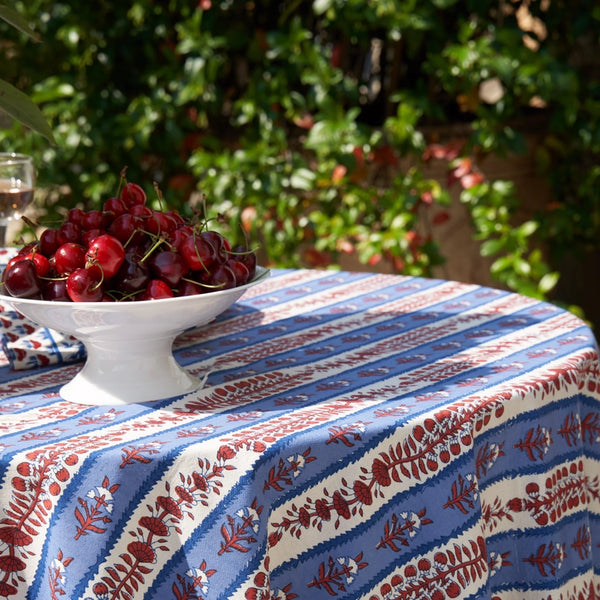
[2,1,599,321]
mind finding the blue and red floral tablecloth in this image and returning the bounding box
[1,262,600,600]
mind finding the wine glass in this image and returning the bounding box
[0,153,35,247]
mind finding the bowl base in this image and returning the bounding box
[60,337,201,405]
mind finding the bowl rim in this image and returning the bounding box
[0,265,269,308]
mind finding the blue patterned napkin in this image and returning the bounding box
[0,248,86,370]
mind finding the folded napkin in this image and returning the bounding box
[0,248,86,370]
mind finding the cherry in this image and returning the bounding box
[146,210,177,237]
[67,208,85,227]
[111,253,150,295]
[180,234,215,271]
[2,259,42,298]
[170,224,194,251]
[66,265,104,302]
[109,213,146,245]
[121,182,146,209]
[148,250,189,287]
[54,243,87,275]
[39,228,60,257]
[225,258,250,285]
[23,252,52,278]
[56,221,82,245]
[17,241,39,256]
[178,280,204,296]
[128,204,153,218]
[85,234,125,278]
[82,210,105,231]
[207,264,236,290]
[103,196,127,216]
[43,278,70,302]
[139,279,174,300]
[232,244,257,279]
[82,227,104,247]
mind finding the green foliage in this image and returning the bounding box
[0,4,54,142]
[1,1,599,321]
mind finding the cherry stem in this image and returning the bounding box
[181,275,226,290]
[153,182,166,212]
[140,236,167,263]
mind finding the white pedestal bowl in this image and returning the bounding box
[1,267,268,405]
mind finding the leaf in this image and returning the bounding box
[0,80,55,143]
[0,5,40,41]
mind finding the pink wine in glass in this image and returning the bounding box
[0,178,34,221]
[0,153,35,247]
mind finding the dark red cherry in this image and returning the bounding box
[43,278,70,302]
[66,265,104,302]
[111,254,150,294]
[56,221,82,245]
[121,182,146,209]
[39,228,60,257]
[103,196,127,217]
[139,279,174,300]
[85,234,126,279]
[148,250,189,287]
[180,235,215,271]
[2,259,42,298]
[54,243,87,275]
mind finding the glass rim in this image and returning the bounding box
[0,152,33,164]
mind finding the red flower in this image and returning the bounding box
[139,516,168,536]
[192,472,208,491]
[298,507,311,528]
[372,458,391,487]
[175,486,194,503]
[0,526,33,547]
[93,582,109,595]
[16,462,30,476]
[11,477,27,491]
[0,582,17,597]
[217,445,236,460]
[353,480,373,505]
[315,499,331,521]
[127,541,156,563]
[157,496,182,519]
[332,491,351,519]
[0,555,26,572]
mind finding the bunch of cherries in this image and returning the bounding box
[1,178,257,302]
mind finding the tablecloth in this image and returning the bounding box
[1,267,600,600]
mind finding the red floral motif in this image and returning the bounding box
[219,498,263,555]
[263,448,316,492]
[74,476,120,540]
[508,460,600,526]
[172,560,216,600]
[577,411,600,445]
[368,537,487,600]
[514,425,553,461]
[326,422,370,447]
[270,400,503,546]
[444,473,478,514]
[481,496,514,533]
[571,525,591,560]
[47,549,73,600]
[376,509,433,552]
[524,542,566,577]
[475,441,504,478]
[308,552,368,596]
[244,557,297,600]
[119,442,166,468]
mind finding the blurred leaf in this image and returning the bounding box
[0,4,40,41]
[0,80,55,143]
